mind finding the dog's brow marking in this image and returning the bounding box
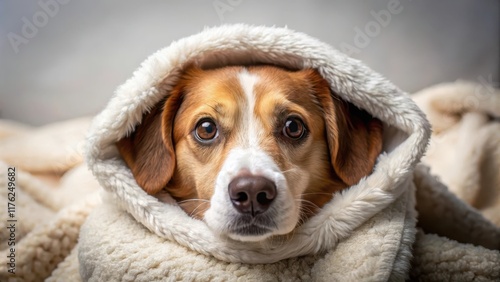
[238,69,260,148]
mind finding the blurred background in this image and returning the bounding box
[1,0,498,126]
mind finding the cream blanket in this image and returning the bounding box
[0,25,499,281]
[0,118,101,281]
[413,81,500,226]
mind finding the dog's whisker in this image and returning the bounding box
[298,203,318,213]
[295,198,321,210]
[280,168,298,174]
[177,198,210,205]
[296,206,317,227]
[189,202,210,218]
[300,192,334,196]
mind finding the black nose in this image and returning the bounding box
[228,175,277,216]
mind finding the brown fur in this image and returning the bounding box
[116,65,383,220]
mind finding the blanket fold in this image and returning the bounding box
[413,81,500,226]
[78,187,416,281]
[413,164,500,250]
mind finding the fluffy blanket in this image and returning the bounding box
[0,25,499,281]
[0,118,101,281]
[413,81,500,226]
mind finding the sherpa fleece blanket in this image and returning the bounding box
[0,118,101,281]
[413,81,500,226]
[0,25,499,281]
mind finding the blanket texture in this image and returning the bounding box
[413,81,500,226]
[0,25,499,281]
[0,118,101,281]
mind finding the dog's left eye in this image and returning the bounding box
[194,119,218,142]
[282,116,306,140]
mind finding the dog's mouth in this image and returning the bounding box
[227,214,277,239]
[231,225,272,237]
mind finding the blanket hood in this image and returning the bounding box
[85,24,430,264]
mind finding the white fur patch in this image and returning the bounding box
[203,70,299,242]
[238,69,261,148]
[204,148,297,242]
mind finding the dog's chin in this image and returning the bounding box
[204,201,302,242]
[205,217,298,242]
[204,211,298,242]
[226,225,297,242]
[223,216,298,242]
[227,225,274,242]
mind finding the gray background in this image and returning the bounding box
[1,0,498,125]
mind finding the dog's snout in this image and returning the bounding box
[228,175,276,216]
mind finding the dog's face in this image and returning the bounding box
[117,66,383,242]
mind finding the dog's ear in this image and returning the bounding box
[330,100,383,186]
[116,93,181,194]
[304,69,383,186]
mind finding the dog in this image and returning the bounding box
[116,65,383,242]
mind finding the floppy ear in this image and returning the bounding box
[305,69,383,186]
[330,100,383,186]
[116,96,179,195]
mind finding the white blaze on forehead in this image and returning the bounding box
[204,69,300,241]
[238,69,261,148]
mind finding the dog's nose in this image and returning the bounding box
[228,175,277,216]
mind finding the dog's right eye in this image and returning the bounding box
[194,119,218,142]
[282,116,306,140]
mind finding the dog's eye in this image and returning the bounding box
[195,119,218,142]
[283,117,306,140]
